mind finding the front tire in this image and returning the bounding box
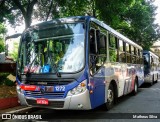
[105,84,115,110]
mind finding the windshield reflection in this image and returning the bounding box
[18,23,85,74]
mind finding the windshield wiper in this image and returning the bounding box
[26,54,38,75]
[53,64,61,77]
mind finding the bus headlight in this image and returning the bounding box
[68,80,87,95]
[16,85,24,94]
[16,85,22,93]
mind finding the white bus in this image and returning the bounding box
[143,51,159,85]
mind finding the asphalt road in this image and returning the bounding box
[3,81,160,122]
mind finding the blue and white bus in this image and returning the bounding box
[143,50,159,85]
[16,16,144,110]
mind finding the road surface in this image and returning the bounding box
[3,81,160,122]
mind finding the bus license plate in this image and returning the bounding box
[36,99,48,105]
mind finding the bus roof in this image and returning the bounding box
[27,16,88,30]
[143,50,159,58]
[27,16,142,50]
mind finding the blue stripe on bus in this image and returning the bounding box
[89,68,105,109]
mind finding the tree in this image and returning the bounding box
[121,0,160,49]
[0,38,5,53]
[92,0,160,49]
[0,23,6,53]
[56,0,92,17]
[0,0,70,28]
[0,0,159,49]
[0,0,38,29]
[9,41,19,61]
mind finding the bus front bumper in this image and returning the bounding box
[144,75,152,83]
[17,86,91,110]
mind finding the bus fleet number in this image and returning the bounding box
[55,86,65,92]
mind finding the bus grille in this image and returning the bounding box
[25,91,65,98]
[27,80,73,86]
[26,99,64,108]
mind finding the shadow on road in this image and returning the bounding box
[27,82,160,120]
[140,81,159,88]
[29,94,138,119]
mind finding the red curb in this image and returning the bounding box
[0,97,20,110]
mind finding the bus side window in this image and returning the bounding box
[90,29,96,54]
[109,34,117,62]
[151,56,154,65]
[96,29,106,54]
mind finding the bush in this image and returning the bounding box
[0,39,5,53]
[0,73,15,86]
[0,73,9,85]
[4,79,15,86]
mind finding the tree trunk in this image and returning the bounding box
[12,0,38,29]
[24,15,32,29]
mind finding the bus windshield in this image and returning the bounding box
[143,53,150,68]
[18,23,85,74]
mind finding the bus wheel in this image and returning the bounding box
[155,74,158,83]
[131,78,138,95]
[150,76,154,86]
[106,84,114,110]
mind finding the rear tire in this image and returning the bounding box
[150,76,154,86]
[105,84,115,110]
[155,74,158,83]
[131,78,138,95]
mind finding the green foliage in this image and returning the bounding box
[0,0,38,28]
[0,23,6,52]
[0,73,10,85]
[9,41,19,61]
[57,0,91,17]
[0,23,7,34]
[109,49,117,62]
[4,78,15,86]
[0,73,15,86]
[0,38,5,53]
[0,0,159,49]
[52,0,160,49]
[121,0,160,49]
[95,0,160,49]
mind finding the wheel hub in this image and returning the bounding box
[108,89,113,104]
